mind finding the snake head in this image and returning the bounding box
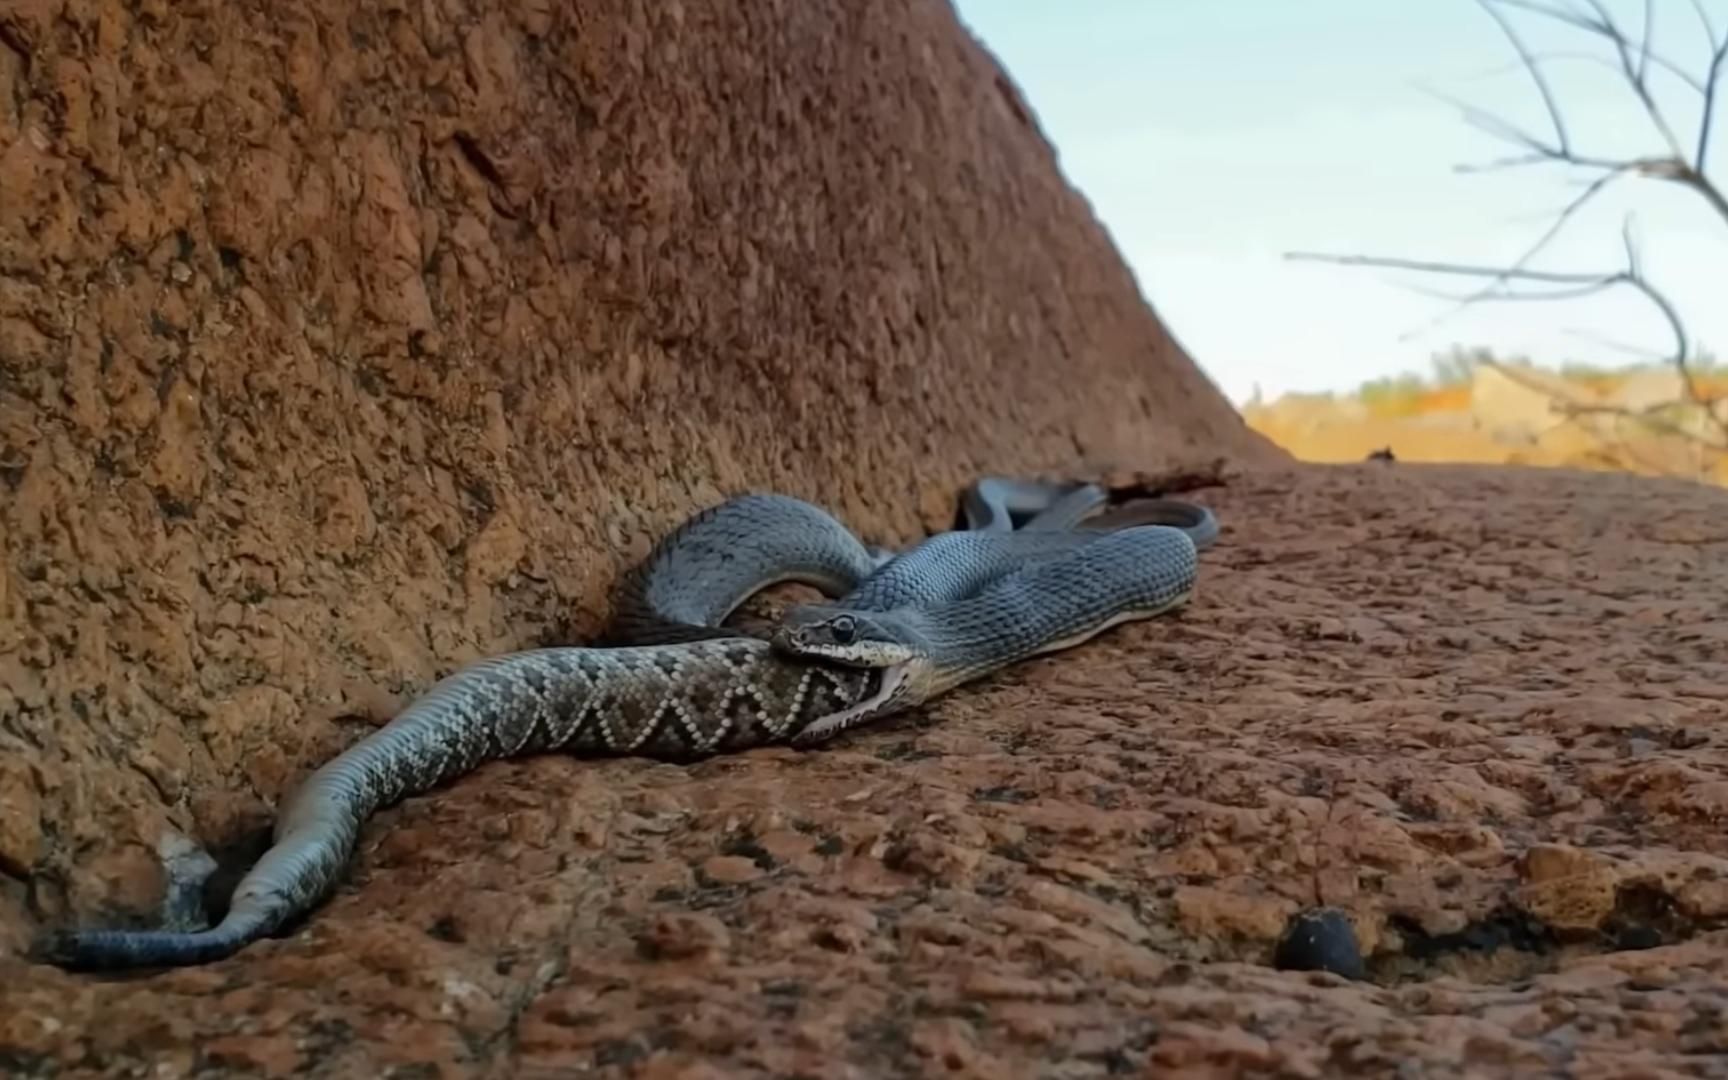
[773,604,941,746]
[770,606,920,669]
[773,605,926,747]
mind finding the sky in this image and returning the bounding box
[952,0,1728,406]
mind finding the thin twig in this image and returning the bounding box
[1490,0,1711,86]
[1433,47,1707,92]
[1485,359,1727,457]
[1476,0,1572,150]
[1284,244,1728,446]
[1483,0,1719,193]
[1691,0,1720,43]
[1696,2,1728,166]
[1491,0,1605,40]
[1576,0,1691,158]
[1564,326,1676,362]
[1455,166,1632,300]
[1639,0,1657,86]
[1287,250,1616,286]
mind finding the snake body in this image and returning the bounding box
[35,479,1213,971]
[775,514,1218,742]
[599,493,885,645]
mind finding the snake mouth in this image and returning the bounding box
[865,663,911,709]
[796,662,914,744]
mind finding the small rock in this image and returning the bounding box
[1173,885,1298,941]
[1520,843,1613,884]
[698,855,764,886]
[910,1017,995,1074]
[1273,907,1366,980]
[636,913,731,961]
[0,757,43,876]
[1516,844,1621,932]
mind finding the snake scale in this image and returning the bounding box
[35,478,1217,970]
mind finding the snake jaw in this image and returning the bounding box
[791,661,915,745]
[773,609,929,745]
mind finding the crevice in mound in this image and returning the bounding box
[1392,907,1559,960]
[195,823,277,928]
[1368,909,1561,986]
[1601,881,1713,950]
[1368,882,1721,985]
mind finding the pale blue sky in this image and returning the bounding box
[954,1,1728,405]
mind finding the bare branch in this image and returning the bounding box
[1471,0,1728,216]
[1489,0,1710,84]
[1639,0,1657,87]
[1287,236,1692,373]
[1620,222,1686,361]
[1545,47,1707,91]
[1574,0,1691,158]
[1385,276,1625,306]
[1483,359,1727,456]
[1447,166,1633,303]
[1284,238,1728,447]
[1286,250,1613,286]
[1690,0,1720,43]
[1419,88,1723,222]
[1283,1,1728,470]
[1416,81,1570,160]
[1432,48,1708,95]
[1454,151,1565,171]
[1697,5,1728,167]
[1475,0,1573,151]
[1491,0,1607,39]
[1550,401,1726,451]
[1563,326,1675,361]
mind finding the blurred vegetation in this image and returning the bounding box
[1350,344,1721,418]
[1243,342,1727,486]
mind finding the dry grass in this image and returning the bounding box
[1244,372,1728,486]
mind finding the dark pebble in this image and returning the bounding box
[1273,907,1366,980]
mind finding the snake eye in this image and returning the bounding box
[827,615,857,645]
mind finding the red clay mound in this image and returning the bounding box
[0,0,1276,960]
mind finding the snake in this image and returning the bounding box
[32,478,1216,971]
[773,498,1218,740]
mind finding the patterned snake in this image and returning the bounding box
[34,478,1217,970]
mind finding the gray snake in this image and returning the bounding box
[35,478,1217,970]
